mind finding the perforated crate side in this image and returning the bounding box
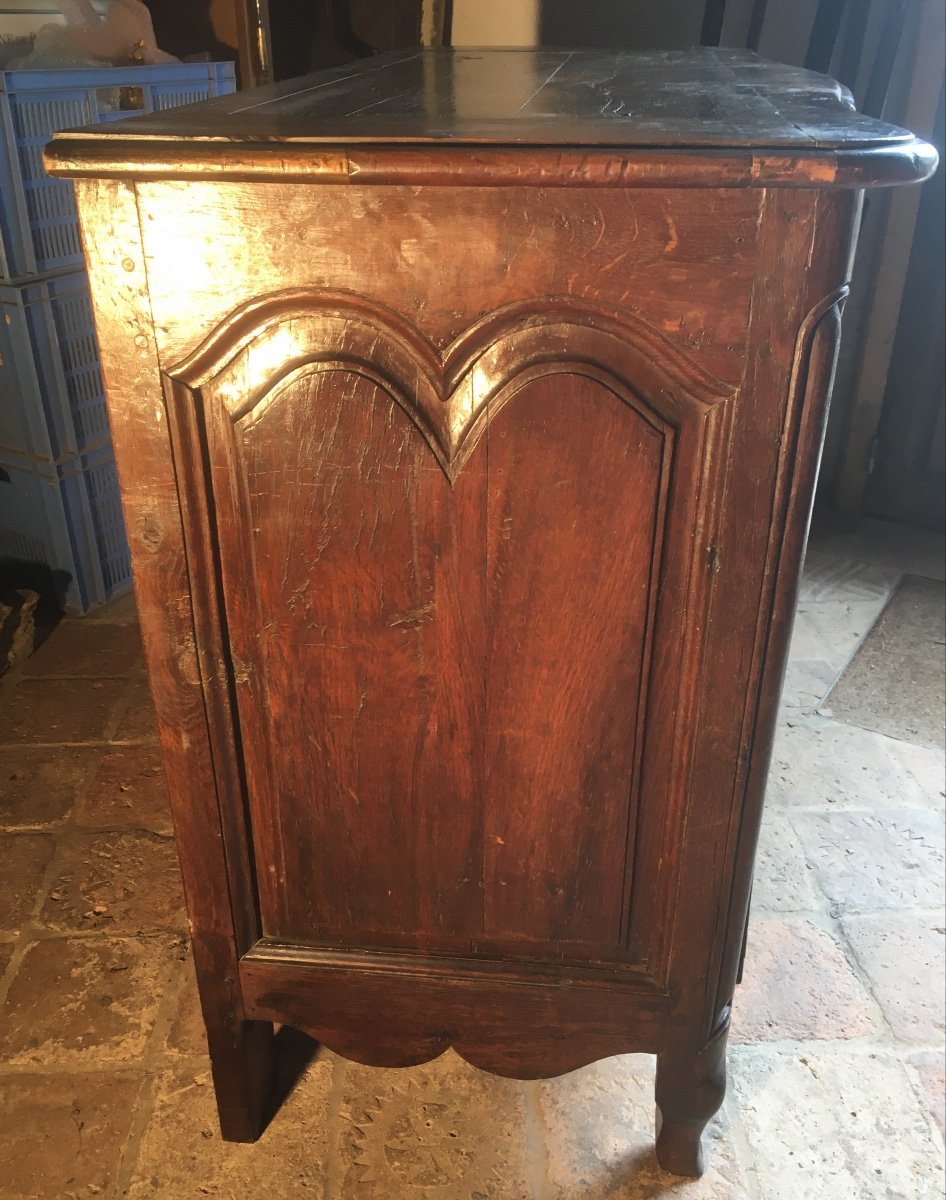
[0,272,108,460]
[77,446,131,600]
[0,453,93,610]
[0,449,131,612]
[0,63,237,278]
[47,272,109,454]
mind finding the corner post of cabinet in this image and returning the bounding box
[72,176,274,1141]
[710,186,864,1022]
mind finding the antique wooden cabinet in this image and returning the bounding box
[48,49,935,1177]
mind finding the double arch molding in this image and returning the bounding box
[164,287,738,980]
[167,288,733,482]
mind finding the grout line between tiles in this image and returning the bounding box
[723,1090,763,1200]
[322,1053,349,1199]
[523,1079,552,1200]
[110,946,196,1197]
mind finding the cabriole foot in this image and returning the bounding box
[654,1008,730,1177]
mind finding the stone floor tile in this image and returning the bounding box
[777,661,838,716]
[767,716,933,810]
[842,912,946,1043]
[126,1058,331,1198]
[112,679,160,742]
[83,589,139,623]
[539,1053,749,1198]
[793,809,945,914]
[892,739,946,809]
[75,746,172,833]
[0,833,55,930]
[0,934,181,1067]
[0,1071,141,1200]
[751,810,821,912]
[908,1051,946,1138]
[0,745,99,828]
[788,597,888,672]
[796,549,898,606]
[164,954,209,1061]
[22,619,142,678]
[41,830,185,934]
[732,917,876,1043]
[731,1046,946,1200]
[337,1051,536,1199]
[0,677,123,743]
[824,575,946,749]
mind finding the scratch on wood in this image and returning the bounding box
[387,602,436,629]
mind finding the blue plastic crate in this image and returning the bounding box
[0,62,236,278]
[0,270,108,460]
[0,445,131,612]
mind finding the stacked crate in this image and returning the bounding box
[0,63,235,611]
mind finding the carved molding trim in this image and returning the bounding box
[163,287,738,981]
[167,288,732,482]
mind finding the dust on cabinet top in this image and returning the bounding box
[45,48,937,190]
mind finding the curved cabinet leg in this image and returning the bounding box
[654,1009,730,1177]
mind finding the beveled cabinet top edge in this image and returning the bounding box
[45,48,937,189]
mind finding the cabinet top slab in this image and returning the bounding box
[46,48,937,190]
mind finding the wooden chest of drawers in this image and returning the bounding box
[48,48,934,1177]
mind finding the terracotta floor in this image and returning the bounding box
[0,516,943,1200]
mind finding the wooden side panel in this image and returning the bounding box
[210,363,669,956]
[136,182,760,387]
[167,291,733,973]
[221,369,486,942]
[485,373,665,944]
[657,188,860,1037]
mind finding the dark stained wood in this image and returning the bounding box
[44,137,939,191]
[239,943,668,1077]
[102,186,762,385]
[72,178,274,1142]
[223,369,486,943]
[708,190,861,1023]
[165,286,734,974]
[656,1008,730,1176]
[57,50,936,1179]
[483,374,663,946]
[48,48,933,170]
[45,47,937,193]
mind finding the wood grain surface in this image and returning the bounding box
[168,288,732,971]
[62,47,933,1176]
[45,49,937,189]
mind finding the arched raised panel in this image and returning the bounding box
[165,291,734,974]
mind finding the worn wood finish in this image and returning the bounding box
[240,944,667,1077]
[72,177,273,1141]
[165,287,732,973]
[40,46,925,147]
[45,48,937,189]
[51,50,936,1178]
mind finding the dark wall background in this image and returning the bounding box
[143,0,236,64]
[540,0,704,49]
[270,0,421,77]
